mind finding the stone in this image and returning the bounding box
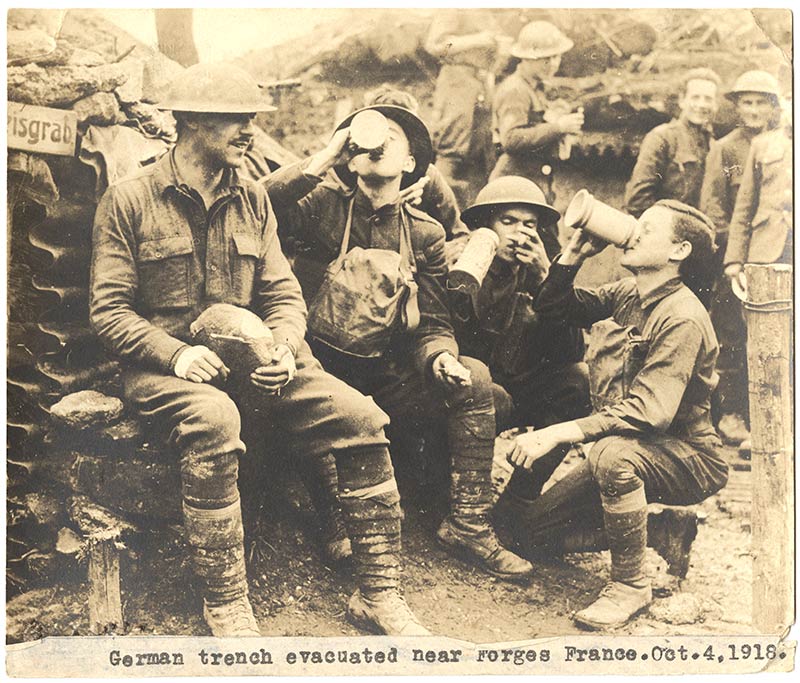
[35,41,106,68]
[7,29,57,64]
[114,57,145,103]
[8,63,129,107]
[56,527,84,555]
[49,390,124,429]
[72,92,126,126]
[648,592,706,625]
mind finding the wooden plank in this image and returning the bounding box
[745,264,793,635]
[87,538,123,634]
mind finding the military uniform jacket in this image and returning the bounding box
[700,126,759,237]
[90,151,308,374]
[624,117,711,218]
[265,163,460,375]
[724,127,793,265]
[491,71,563,179]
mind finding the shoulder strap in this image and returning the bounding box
[334,196,356,266]
[399,207,420,330]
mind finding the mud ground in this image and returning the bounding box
[6,442,754,643]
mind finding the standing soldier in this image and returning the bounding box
[90,63,429,637]
[424,10,512,209]
[266,103,534,583]
[624,68,721,218]
[490,21,582,205]
[700,70,781,449]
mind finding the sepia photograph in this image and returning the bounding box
[4,5,794,676]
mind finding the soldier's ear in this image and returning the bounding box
[403,154,416,174]
[669,240,693,263]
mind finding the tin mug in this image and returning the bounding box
[447,228,500,295]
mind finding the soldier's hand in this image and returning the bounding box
[724,263,747,298]
[432,352,472,387]
[556,111,584,135]
[174,346,229,384]
[508,427,561,470]
[399,175,429,206]
[512,226,550,280]
[305,128,352,176]
[250,344,296,395]
[561,228,607,265]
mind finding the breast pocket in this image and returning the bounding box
[137,236,193,309]
[230,233,260,305]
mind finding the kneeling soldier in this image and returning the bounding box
[266,103,533,583]
[90,63,428,636]
[498,200,728,629]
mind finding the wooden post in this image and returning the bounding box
[87,538,123,634]
[745,263,793,635]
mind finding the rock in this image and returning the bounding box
[35,41,106,68]
[122,101,177,139]
[72,92,126,126]
[115,58,145,103]
[7,29,57,64]
[8,63,129,107]
[49,390,124,429]
[56,527,84,555]
[649,592,706,624]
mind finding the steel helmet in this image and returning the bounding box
[725,70,780,102]
[157,62,276,113]
[511,21,574,61]
[331,105,433,189]
[461,176,561,227]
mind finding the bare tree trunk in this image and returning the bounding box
[155,8,199,67]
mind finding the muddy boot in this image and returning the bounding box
[335,445,430,636]
[183,499,261,637]
[647,506,698,579]
[297,454,353,565]
[348,589,430,636]
[437,513,533,582]
[443,375,533,582]
[573,582,653,630]
[574,484,652,630]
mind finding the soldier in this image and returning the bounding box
[450,176,590,503]
[90,63,429,636]
[490,21,583,204]
[265,103,534,583]
[624,68,721,218]
[700,70,781,448]
[498,200,728,629]
[424,10,512,209]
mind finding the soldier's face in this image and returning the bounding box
[348,119,415,182]
[489,205,540,262]
[195,113,257,168]
[678,79,718,126]
[621,206,689,272]
[736,93,775,130]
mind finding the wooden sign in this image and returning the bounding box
[7,102,77,156]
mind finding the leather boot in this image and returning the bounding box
[296,454,353,565]
[335,444,430,635]
[183,499,260,637]
[573,581,653,630]
[442,471,533,582]
[347,589,430,636]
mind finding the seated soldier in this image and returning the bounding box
[90,63,428,637]
[265,103,534,583]
[497,200,729,629]
[450,176,590,502]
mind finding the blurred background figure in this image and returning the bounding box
[700,70,781,450]
[424,9,513,210]
[490,21,582,206]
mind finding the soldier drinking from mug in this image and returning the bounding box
[265,104,534,583]
[496,200,728,630]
